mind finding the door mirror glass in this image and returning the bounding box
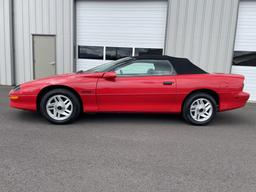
[103,72,117,79]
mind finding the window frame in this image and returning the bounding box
[134,48,163,57]
[232,51,256,67]
[78,45,104,60]
[108,59,177,77]
[105,46,133,60]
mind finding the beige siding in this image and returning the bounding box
[0,0,14,85]
[165,0,239,73]
[13,0,74,84]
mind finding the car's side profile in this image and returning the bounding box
[9,56,249,125]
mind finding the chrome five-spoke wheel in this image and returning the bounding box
[46,95,73,121]
[190,98,213,122]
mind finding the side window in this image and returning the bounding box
[78,46,104,60]
[135,48,163,56]
[232,51,256,67]
[115,62,155,76]
[153,60,176,75]
[114,60,176,76]
[106,47,132,60]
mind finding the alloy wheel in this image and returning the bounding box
[189,98,213,122]
[46,94,73,121]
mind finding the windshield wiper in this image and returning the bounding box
[76,70,84,74]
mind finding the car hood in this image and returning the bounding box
[20,73,76,86]
[20,72,103,89]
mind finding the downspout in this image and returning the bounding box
[10,0,15,85]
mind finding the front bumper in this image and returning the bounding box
[9,89,37,111]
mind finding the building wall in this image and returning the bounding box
[0,0,14,85]
[165,0,239,73]
[13,0,74,84]
[0,0,241,85]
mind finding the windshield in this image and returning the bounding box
[85,57,133,72]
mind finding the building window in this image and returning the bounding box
[78,46,103,59]
[232,51,256,67]
[135,48,163,56]
[106,47,132,60]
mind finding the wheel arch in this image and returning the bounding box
[36,85,83,111]
[182,89,219,110]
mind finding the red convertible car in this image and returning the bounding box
[9,56,249,125]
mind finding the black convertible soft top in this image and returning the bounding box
[135,55,207,74]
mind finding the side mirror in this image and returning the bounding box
[103,72,116,80]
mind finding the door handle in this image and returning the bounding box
[163,81,173,85]
[49,61,56,65]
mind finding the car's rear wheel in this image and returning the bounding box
[182,92,217,125]
[40,89,81,124]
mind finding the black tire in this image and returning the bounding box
[182,92,217,125]
[40,88,81,124]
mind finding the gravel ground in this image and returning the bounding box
[0,85,256,192]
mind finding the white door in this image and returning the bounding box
[76,0,168,71]
[33,35,56,79]
[231,0,256,102]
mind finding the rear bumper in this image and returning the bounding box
[9,90,37,111]
[219,91,250,111]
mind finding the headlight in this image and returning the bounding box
[13,85,21,92]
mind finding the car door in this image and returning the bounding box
[96,59,178,112]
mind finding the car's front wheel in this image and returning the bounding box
[40,89,81,124]
[182,92,217,125]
